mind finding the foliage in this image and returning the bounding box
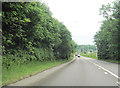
[2,59,70,86]
[2,2,76,69]
[80,52,97,59]
[94,0,120,60]
[77,45,97,53]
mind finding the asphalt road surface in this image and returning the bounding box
[9,56,119,86]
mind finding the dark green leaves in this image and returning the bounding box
[2,2,76,67]
[94,0,120,60]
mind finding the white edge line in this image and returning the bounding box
[88,60,120,79]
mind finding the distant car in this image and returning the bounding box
[78,54,80,57]
[75,54,78,56]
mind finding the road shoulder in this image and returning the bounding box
[8,58,76,86]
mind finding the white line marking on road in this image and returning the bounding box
[104,72,108,74]
[87,60,120,79]
[117,81,120,86]
[98,68,101,69]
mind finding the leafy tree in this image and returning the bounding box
[2,2,76,68]
[94,0,120,60]
[77,45,97,53]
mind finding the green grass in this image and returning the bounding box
[80,52,120,64]
[2,59,72,86]
[80,52,98,59]
[98,59,120,64]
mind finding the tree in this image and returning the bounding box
[2,2,76,68]
[94,0,120,60]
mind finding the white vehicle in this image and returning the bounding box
[78,54,80,57]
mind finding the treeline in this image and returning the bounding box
[77,45,97,53]
[94,0,120,60]
[2,2,76,69]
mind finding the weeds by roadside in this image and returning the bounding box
[80,52,120,64]
[2,58,73,86]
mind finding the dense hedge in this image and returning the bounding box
[2,2,77,69]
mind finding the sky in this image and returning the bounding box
[42,0,114,45]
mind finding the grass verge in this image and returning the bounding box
[98,59,120,64]
[2,58,73,86]
[80,53,98,59]
[80,53,120,64]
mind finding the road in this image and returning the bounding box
[9,56,119,86]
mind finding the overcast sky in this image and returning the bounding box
[42,0,114,45]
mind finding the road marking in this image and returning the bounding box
[117,82,120,85]
[117,81,120,87]
[87,60,120,79]
[104,72,108,74]
[98,68,101,69]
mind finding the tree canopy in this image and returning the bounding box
[77,45,97,53]
[94,0,120,60]
[2,2,76,68]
